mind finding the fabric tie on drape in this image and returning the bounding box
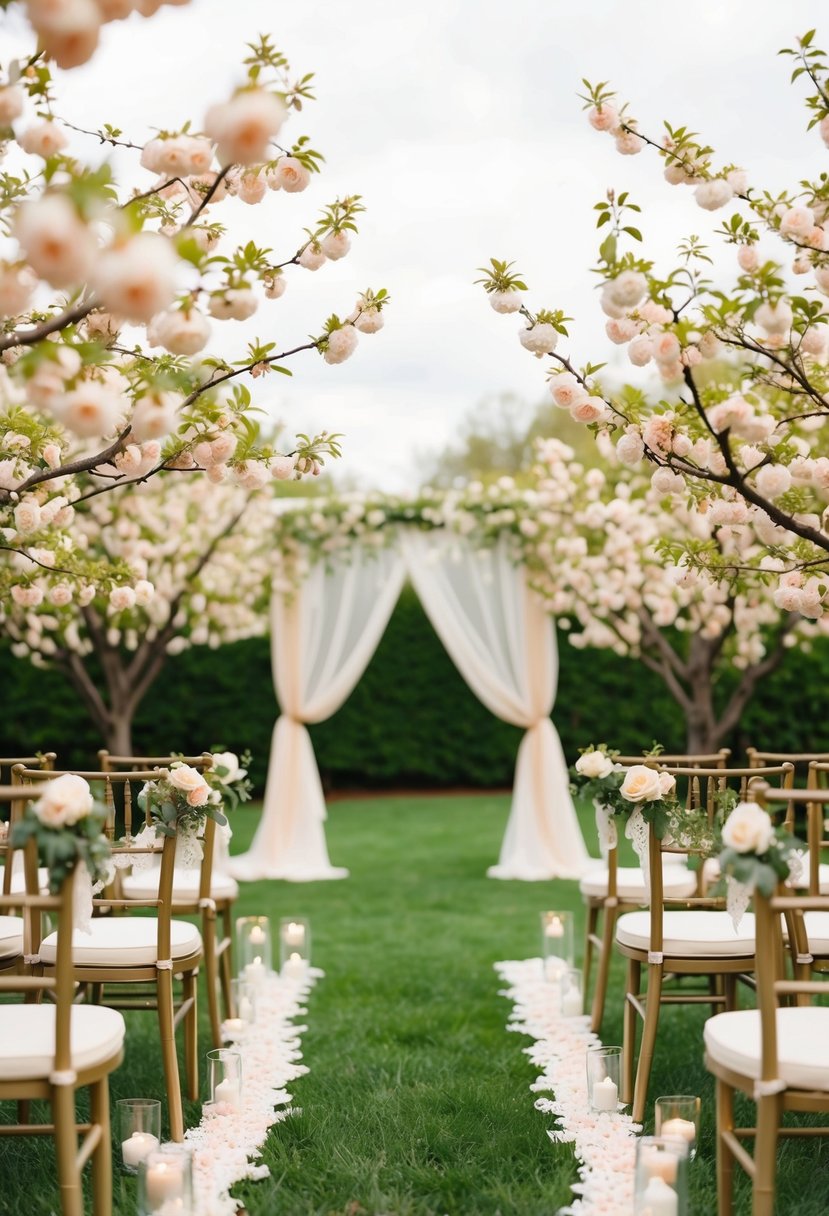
[402,530,589,879]
[229,544,406,881]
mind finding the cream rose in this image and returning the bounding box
[721,802,775,855]
[168,763,210,802]
[575,749,614,780]
[186,784,209,808]
[619,764,663,803]
[33,774,94,828]
[211,752,246,785]
[658,772,676,798]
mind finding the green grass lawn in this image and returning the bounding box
[2,793,828,1214]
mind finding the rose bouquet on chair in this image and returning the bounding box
[11,774,111,930]
[207,751,252,812]
[716,802,804,929]
[131,762,229,871]
[571,745,680,870]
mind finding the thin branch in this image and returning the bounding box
[0,546,76,578]
[0,427,132,505]
[186,164,231,225]
[179,339,320,410]
[0,298,97,354]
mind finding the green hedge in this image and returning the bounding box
[2,587,828,790]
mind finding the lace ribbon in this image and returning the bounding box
[73,860,94,935]
[788,850,805,888]
[725,874,752,931]
[624,808,650,892]
[593,802,617,859]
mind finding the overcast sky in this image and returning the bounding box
[7,0,829,488]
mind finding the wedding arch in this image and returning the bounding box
[228,490,590,884]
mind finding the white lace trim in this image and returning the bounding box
[725,874,752,931]
[593,802,617,859]
[496,958,639,1214]
[624,808,650,893]
[186,966,322,1216]
[788,850,805,888]
[73,860,93,936]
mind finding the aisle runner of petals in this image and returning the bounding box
[185,967,323,1216]
[496,959,639,1215]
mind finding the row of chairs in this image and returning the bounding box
[0,749,245,1215]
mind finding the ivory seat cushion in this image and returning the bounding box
[0,1003,125,1080]
[0,863,50,894]
[704,1007,829,1091]
[121,867,239,903]
[616,909,756,957]
[580,864,697,900]
[39,918,202,967]
[799,911,829,954]
[0,915,23,960]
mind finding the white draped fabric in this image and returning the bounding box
[228,545,406,881]
[401,531,589,879]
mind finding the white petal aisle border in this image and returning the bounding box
[184,967,323,1216]
[496,958,639,1215]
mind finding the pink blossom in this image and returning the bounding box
[615,430,644,465]
[780,205,815,239]
[0,85,23,123]
[324,325,359,365]
[627,335,652,366]
[604,269,646,309]
[298,243,326,271]
[755,299,793,335]
[354,307,384,334]
[650,331,681,365]
[42,443,62,469]
[269,156,311,193]
[58,382,123,438]
[11,584,43,607]
[642,415,674,454]
[271,455,296,480]
[130,391,180,442]
[19,121,69,158]
[588,104,619,132]
[93,233,178,323]
[14,499,41,533]
[737,245,759,273]
[614,129,644,155]
[0,263,37,319]
[519,322,557,354]
[321,230,351,261]
[14,194,97,288]
[109,585,136,612]
[50,583,73,607]
[149,308,210,355]
[208,289,257,321]
[237,170,267,205]
[204,90,286,166]
[29,0,102,69]
[570,397,608,425]
[755,463,792,500]
[209,433,237,464]
[264,273,286,300]
[549,373,587,410]
[694,178,733,210]
[605,317,638,345]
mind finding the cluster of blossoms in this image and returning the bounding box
[481,31,829,621]
[0,24,388,603]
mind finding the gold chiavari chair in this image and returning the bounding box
[0,753,55,897]
[705,788,829,1215]
[581,749,730,1033]
[0,786,125,1216]
[99,751,236,1047]
[805,761,829,895]
[616,762,794,1123]
[13,766,202,1141]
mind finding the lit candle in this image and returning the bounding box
[284,921,305,947]
[238,995,253,1022]
[222,1018,245,1038]
[592,1074,618,1112]
[561,987,583,1017]
[660,1116,696,1146]
[244,956,265,984]
[121,1130,159,1168]
[248,925,266,946]
[640,1176,678,1216]
[144,1159,184,1207]
[641,1147,678,1185]
[282,951,306,980]
[544,956,567,981]
[213,1077,241,1109]
[545,916,565,938]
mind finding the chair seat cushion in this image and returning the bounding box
[121,867,238,903]
[616,909,756,957]
[580,864,697,900]
[800,911,829,954]
[0,1003,125,1080]
[704,857,829,894]
[39,918,202,967]
[0,915,23,960]
[704,1006,829,1091]
[0,863,50,894]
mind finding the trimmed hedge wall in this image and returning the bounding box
[2,587,828,790]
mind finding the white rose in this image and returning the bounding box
[619,764,663,803]
[211,752,246,785]
[575,750,614,780]
[168,763,210,798]
[658,772,676,797]
[33,774,94,828]
[721,802,775,855]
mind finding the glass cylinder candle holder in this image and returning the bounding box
[634,1135,689,1215]
[223,977,258,1040]
[117,1098,161,1174]
[279,916,311,971]
[586,1044,622,1114]
[137,1143,194,1216]
[236,915,272,983]
[654,1095,701,1162]
[540,910,573,980]
[560,968,584,1018]
[207,1048,242,1112]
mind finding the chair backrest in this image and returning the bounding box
[98,751,213,774]
[614,750,731,768]
[747,748,829,784]
[642,764,795,953]
[0,787,77,1073]
[806,764,829,895]
[0,754,56,897]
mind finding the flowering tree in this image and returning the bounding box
[0,474,270,753]
[0,12,388,607]
[480,29,829,621]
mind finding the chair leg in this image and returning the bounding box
[715,1076,734,1216]
[724,973,738,1012]
[52,1083,82,1216]
[89,1077,113,1216]
[753,1094,781,1216]
[219,904,234,1020]
[708,973,722,1019]
[157,967,184,1142]
[591,902,618,1035]
[183,969,199,1102]
[202,908,222,1049]
[583,902,598,1014]
[632,962,663,1124]
[622,957,640,1107]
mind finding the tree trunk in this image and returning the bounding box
[683,635,719,754]
[104,711,134,757]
